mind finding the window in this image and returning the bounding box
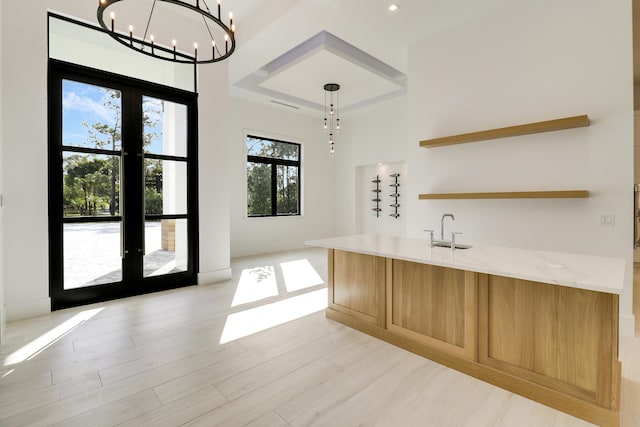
[246,135,301,217]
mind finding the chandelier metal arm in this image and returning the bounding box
[141,0,158,43]
[97,0,236,64]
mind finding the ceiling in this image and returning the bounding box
[82,0,640,112]
[225,0,511,117]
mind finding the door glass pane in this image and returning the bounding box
[63,152,120,217]
[247,162,272,216]
[276,165,299,215]
[144,219,188,277]
[64,222,122,289]
[144,159,187,215]
[143,96,187,157]
[62,80,121,150]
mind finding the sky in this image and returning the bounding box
[62,79,167,154]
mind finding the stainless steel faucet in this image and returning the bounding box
[440,213,455,241]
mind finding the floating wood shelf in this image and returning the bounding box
[418,190,590,200]
[419,115,590,148]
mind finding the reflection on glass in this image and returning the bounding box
[62,80,121,150]
[63,222,122,289]
[63,152,120,217]
[143,96,187,156]
[144,159,187,215]
[144,219,188,277]
[276,164,299,215]
[247,162,272,216]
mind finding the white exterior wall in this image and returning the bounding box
[229,98,336,258]
[1,1,231,319]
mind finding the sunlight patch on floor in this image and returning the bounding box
[231,265,279,307]
[281,258,325,292]
[0,369,15,379]
[3,307,104,367]
[220,288,328,344]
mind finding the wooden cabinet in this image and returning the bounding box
[328,249,386,328]
[324,251,620,426]
[388,260,477,360]
[478,274,619,411]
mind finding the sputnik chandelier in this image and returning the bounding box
[323,83,341,156]
[97,0,236,64]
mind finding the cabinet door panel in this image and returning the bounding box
[330,250,386,327]
[479,275,617,408]
[392,260,465,346]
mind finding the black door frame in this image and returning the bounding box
[48,59,199,310]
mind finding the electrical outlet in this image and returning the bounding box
[598,214,615,226]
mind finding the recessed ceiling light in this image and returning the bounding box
[388,4,399,12]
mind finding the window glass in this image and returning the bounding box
[276,165,299,215]
[247,136,299,160]
[247,162,273,216]
[143,96,188,157]
[49,15,195,92]
[246,136,301,217]
[62,80,122,150]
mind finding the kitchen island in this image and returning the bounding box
[306,234,624,427]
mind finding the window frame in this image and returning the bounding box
[246,134,301,218]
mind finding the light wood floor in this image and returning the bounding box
[0,248,638,427]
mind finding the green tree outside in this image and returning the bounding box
[63,89,164,217]
[246,136,299,216]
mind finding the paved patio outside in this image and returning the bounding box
[63,221,185,289]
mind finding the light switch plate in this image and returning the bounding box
[598,214,615,226]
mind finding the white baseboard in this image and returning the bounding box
[198,268,232,285]
[620,313,636,337]
[6,298,51,322]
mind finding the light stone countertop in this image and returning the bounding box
[305,234,625,295]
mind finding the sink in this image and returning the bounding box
[431,241,472,249]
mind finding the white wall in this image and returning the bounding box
[334,96,408,236]
[1,1,232,319]
[197,62,232,283]
[2,0,52,320]
[405,0,635,335]
[229,98,336,258]
[0,0,6,343]
[356,162,407,236]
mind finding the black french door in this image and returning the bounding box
[48,60,198,310]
